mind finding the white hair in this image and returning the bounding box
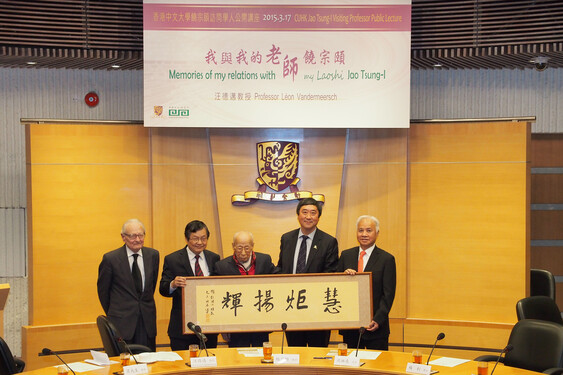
[121,218,145,234]
[356,215,380,233]
[232,231,254,244]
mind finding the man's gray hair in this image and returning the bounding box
[356,215,380,233]
[121,218,146,234]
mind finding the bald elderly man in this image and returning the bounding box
[214,231,279,347]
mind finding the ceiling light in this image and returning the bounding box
[111,64,121,69]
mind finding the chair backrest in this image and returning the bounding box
[504,319,563,372]
[531,268,556,300]
[516,296,563,324]
[96,315,124,357]
[0,336,17,375]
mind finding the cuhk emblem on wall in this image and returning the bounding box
[232,141,325,205]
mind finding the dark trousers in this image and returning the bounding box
[170,334,218,351]
[341,330,389,351]
[286,330,330,347]
[228,332,270,347]
[128,313,156,352]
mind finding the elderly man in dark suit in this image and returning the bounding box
[159,220,220,350]
[214,231,279,347]
[277,197,338,347]
[338,215,396,350]
[97,218,160,351]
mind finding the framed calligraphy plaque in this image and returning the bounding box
[181,273,372,333]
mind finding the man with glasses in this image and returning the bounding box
[214,231,279,347]
[159,220,220,350]
[97,218,160,351]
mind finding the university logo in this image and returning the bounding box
[257,141,299,192]
[232,141,325,205]
[153,106,163,117]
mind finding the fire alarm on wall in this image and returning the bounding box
[85,92,99,107]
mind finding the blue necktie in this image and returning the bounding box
[296,235,308,273]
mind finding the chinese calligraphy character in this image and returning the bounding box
[206,49,217,65]
[254,289,275,312]
[320,49,330,65]
[323,287,341,314]
[283,55,298,81]
[334,50,346,64]
[222,291,243,316]
[286,289,308,311]
[236,49,249,65]
[266,44,281,65]
[304,50,316,64]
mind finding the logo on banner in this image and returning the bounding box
[153,106,163,117]
[232,141,325,205]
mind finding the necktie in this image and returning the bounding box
[296,235,308,274]
[358,250,367,272]
[132,253,142,295]
[194,254,204,276]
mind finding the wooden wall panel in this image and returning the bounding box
[531,210,563,239]
[531,134,563,167]
[531,174,563,203]
[27,124,151,326]
[408,122,530,324]
[530,247,563,274]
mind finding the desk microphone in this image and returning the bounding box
[42,348,76,375]
[187,322,207,342]
[281,323,287,354]
[355,327,366,357]
[426,332,445,365]
[490,344,513,375]
[117,337,139,364]
[195,325,209,357]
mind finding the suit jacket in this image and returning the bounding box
[159,248,220,338]
[97,245,160,340]
[337,245,396,338]
[277,228,338,274]
[214,252,279,275]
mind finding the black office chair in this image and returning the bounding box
[0,336,25,375]
[475,319,563,374]
[516,296,563,325]
[531,269,556,300]
[96,315,151,357]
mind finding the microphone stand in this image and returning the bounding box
[355,327,366,357]
[117,337,139,364]
[42,348,76,375]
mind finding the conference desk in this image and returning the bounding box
[25,348,538,375]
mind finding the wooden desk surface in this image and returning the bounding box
[24,348,536,375]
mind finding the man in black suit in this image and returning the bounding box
[277,197,338,347]
[159,220,220,350]
[97,219,160,351]
[214,231,279,347]
[337,215,396,350]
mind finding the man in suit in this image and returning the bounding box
[277,197,338,347]
[337,215,396,350]
[97,218,160,351]
[159,220,220,350]
[214,231,279,347]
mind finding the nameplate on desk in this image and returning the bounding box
[406,362,432,375]
[123,364,148,375]
[273,354,299,364]
[190,356,218,368]
[334,355,361,367]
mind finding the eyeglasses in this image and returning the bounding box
[189,236,207,243]
[234,246,252,251]
[123,233,145,240]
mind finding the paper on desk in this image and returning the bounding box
[135,351,183,363]
[56,362,104,372]
[84,350,118,366]
[237,348,263,357]
[428,357,470,367]
[347,350,381,360]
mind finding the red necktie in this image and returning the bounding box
[358,250,367,272]
[194,254,203,276]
